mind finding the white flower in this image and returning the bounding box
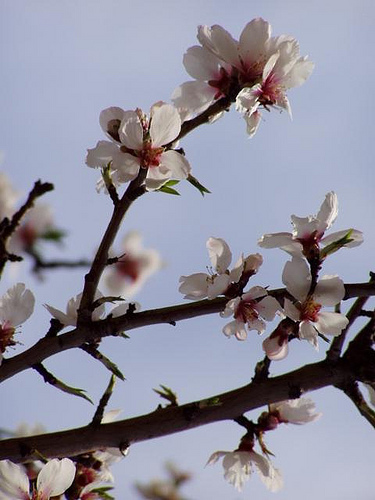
[207,450,283,492]
[269,398,322,424]
[221,286,281,339]
[173,18,313,136]
[44,290,106,327]
[282,257,349,349]
[0,458,75,500]
[86,103,191,191]
[258,192,363,258]
[9,203,55,253]
[0,173,19,221]
[0,283,35,363]
[104,231,163,299]
[262,333,289,360]
[179,237,244,300]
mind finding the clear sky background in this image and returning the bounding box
[1,1,374,498]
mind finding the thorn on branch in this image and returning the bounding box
[90,375,116,427]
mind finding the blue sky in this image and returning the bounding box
[1,1,374,498]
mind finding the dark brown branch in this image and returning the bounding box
[0,359,353,462]
[1,282,375,384]
[337,380,375,429]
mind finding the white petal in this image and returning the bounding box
[99,106,125,140]
[314,275,345,306]
[256,296,281,321]
[284,298,301,322]
[171,81,217,117]
[183,45,221,81]
[150,104,181,147]
[236,86,260,115]
[37,458,75,497]
[179,273,209,300]
[239,18,271,65]
[222,319,247,340]
[44,303,73,327]
[242,286,268,301]
[258,232,294,249]
[316,192,338,231]
[0,460,29,498]
[245,110,262,137]
[159,150,190,180]
[222,451,251,491]
[85,140,119,169]
[282,57,315,89]
[115,153,141,183]
[299,321,319,349]
[315,311,349,336]
[207,273,230,299]
[119,111,143,150]
[271,398,322,424]
[197,24,240,67]
[0,283,35,327]
[206,237,232,273]
[263,335,289,360]
[220,297,241,318]
[321,229,364,248]
[282,258,311,301]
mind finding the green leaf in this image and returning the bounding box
[187,174,211,196]
[158,185,181,195]
[51,379,93,404]
[40,228,66,243]
[153,384,179,406]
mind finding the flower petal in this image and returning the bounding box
[0,283,35,327]
[282,258,310,302]
[150,104,181,147]
[206,237,232,273]
[37,458,76,498]
[119,111,143,150]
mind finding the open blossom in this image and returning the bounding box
[172,18,313,136]
[86,102,191,191]
[221,286,281,339]
[207,450,283,492]
[104,231,163,299]
[0,458,75,500]
[269,397,322,424]
[179,237,248,300]
[282,257,349,349]
[44,290,106,327]
[258,191,363,258]
[0,283,35,363]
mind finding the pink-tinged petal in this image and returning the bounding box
[85,140,120,169]
[282,258,310,302]
[183,45,221,80]
[221,297,240,318]
[239,18,271,64]
[118,111,143,150]
[0,283,35,327]
[222,319,247,340]
[206,237,232,273]
[150,104,181,147]
[0,460,29,499]
[262,52,279,80]
[271,39,300,78]
[276,94,292,118]
[179,273,209,300]
[160,150,190,180]
[244,110,262,137]
[172,81,217,118]
[321,228,364,248]
[314,275,345,306]
[197,24,240,67]
[257,296,281,321]
[247,317,266,334]
[99,106,125,140]
[242,286,268,301]
[263,335,289,360]
[299,321,319,349]
[316,192,338,231]
[284,298,300,322]
[315,311,348,336]
[115,153,140,182]
[37,458,76,498]
[207,273,230,299]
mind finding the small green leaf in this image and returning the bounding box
[153,384,179,406]
[158,185,181,195]
[187,174,211,196]
[40,228,66,243]
[52,379,93,404]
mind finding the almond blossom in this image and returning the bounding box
[0,458,75,500]
[207,449,283,492]
[179,238,258,300]
[104,231,163,299]
[269,397,322,424]
[258,191,363,259]
[44,290,106,327]
[172,18,313,136]
[282,257,349,349]
[86,103,191,191]
[0,283,35,364]
[221,286,281,339]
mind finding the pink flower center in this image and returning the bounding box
[18,223,38,248]
[239,59,265,85]
[235,299,259,324]
[255,72,282,107]
[208,67,233,99]
[139,142,164,168]
[116,255,140,282]
[300,298,322,322]
[0,320,16,353]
